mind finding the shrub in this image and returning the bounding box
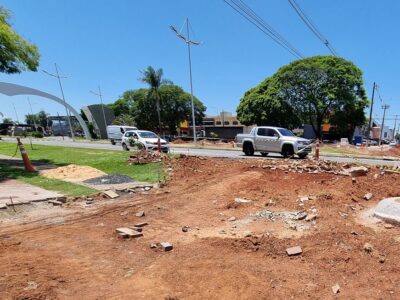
[31,131,44,138]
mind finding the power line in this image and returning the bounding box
[224,0,304,58]
[288,0,338,56]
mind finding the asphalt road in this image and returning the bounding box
[2,137,399,167]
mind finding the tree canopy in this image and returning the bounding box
[0,7,40,74]
[237,56,368,138]
[237,77,301,129]
[25,110,52,128]
[108,85,206,134]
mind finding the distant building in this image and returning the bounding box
[178,112,248,139]
[81,104,115,139]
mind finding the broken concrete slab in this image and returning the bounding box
[286,246,303,256]
[48,200,63,206]
[305,214,317,222]
[332,283,340,294]
[363,193,373,201]
[234,197,252,203]
[160,242,173,251]
[135,211,145,217]
[103,190,119,199]
[116,227,143,238]
[345,166,368,177]
[128,226,143,232]
[0,203,7,209]
[374,197,400,226]
[0,179,63,207]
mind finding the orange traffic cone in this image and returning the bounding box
[16,137,36,172]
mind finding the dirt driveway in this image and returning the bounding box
[1,156,400,299]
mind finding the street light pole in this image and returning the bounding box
[379,104,390,145]
[43,63,75,141]
[367,82,376,140]
[170,18,201,143]
[27,97,38,131]
[90,85,108,139]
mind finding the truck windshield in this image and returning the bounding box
[278,128,295,137]
[138,131,158,138]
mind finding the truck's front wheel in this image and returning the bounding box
[281,144,294,158]
[243,142,254,156]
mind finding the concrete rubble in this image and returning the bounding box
[103,190,119,199]
[160,242,173,251]
[116,227,143,238]
[332,284,341,294]
[363,193,373,200]
[286,246,302,256]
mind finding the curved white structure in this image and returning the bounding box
[0,82,90,139]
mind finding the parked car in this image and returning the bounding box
[236,126,312,158]
[106,125,138,145]
[121,130,169,153]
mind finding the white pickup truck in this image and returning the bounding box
[236,126,312,158]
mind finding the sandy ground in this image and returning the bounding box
[1,156,400,299]
[39,164,106,183]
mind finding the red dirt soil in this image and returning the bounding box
[1,157,400,299]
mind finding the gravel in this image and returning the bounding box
[83,174,135,185]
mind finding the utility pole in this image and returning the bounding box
[170,19,201,143]
[90,85,108,139]
[367,82,376,140]
[392,115,398,141]
[379,104,390,145]
[43,63,75,140]
[27,97,38,131]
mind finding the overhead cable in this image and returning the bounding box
[288,0,338,56]
[224,0,304,58]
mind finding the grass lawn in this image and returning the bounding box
[0,142,163,196]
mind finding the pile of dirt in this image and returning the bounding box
[171,138,186,144]
[127,150,166,165]
[40,164,106,183]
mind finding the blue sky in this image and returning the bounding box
[1,0,399,129]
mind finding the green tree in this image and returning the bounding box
[108,85,206,134]
[268,56,368,138]
[25,110,52,128]
[113,114,136,126]
[2,117,12,123]
[25,113,38,126]
[132,85,205,134]
[0,7,40,74]
[107,89,147,117]
[139,66,171,134]
[237,77,301,128]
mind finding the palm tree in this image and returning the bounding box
[139,66,170,135]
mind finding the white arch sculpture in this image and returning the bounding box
[0,82,90,139]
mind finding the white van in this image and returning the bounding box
[107,125,138,145]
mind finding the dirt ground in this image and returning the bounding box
[1,156,400,299]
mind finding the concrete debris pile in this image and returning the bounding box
[127,150,166,165]
[252,210,313,231]
[257,159,369,176]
